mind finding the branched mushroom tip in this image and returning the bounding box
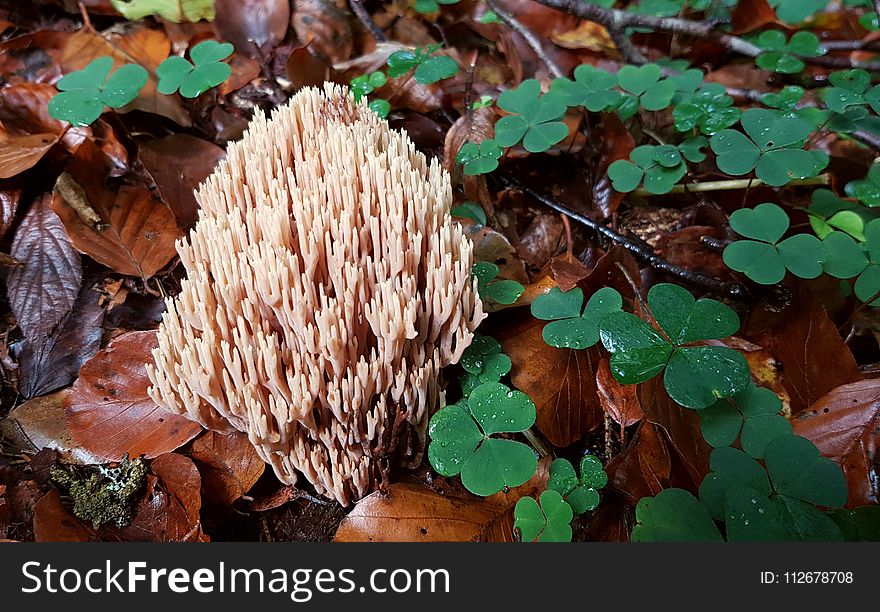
[146,84,486,506]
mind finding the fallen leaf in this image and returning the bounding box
[109,453,207,542]
[610,422,672,505]
[501,316,603,447]
[293,0,353,63]
[0,131,59,179]
[0,187,20,240]
[6,193,81,344]
[754,294,862,415]
[592,114,634,219]
[64,330,203,462]
[0,391,105,464]
[597,357,644,428]
[17,285,105,399]
[54,139,181,279]
[284,43,332,91]
[551,21,616,52]
[0,82,66,135]
[732,0,778,34]
[138,134,225,230]
[517,213,565,272]
[191,431,265,506]
[792,379,880,507]
[215,0,289,55]
[334,459,550,542]
[33,490,94,542]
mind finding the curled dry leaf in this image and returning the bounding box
[334,459,550,542]
[0,132,59,179]
[0,187,20,240]
[501,316,603,447]
[53,139,181,279]
[292,0,353,63]
[138,134,225,230]
[64,330,203,462]
[610,422,672,505]
[592,114,634,219]
[6,194,81,344]
[109,453,207,542]
[551,21,616,53]
[792,379,880,507]
[215,0,290,55]
[597,357,644,429]
[191,431,265,506]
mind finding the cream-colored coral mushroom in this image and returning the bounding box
[146,84,486,506]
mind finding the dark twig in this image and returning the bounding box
[533,0,880,71]
[502,176,749,300]
[485,0,564,78]
[349,0,386,42]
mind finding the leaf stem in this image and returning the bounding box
[633,173,831,196]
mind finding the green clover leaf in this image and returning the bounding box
[451,201,487,225]
[514,490,573,542]
[456,140,503,176]
[547,455,607,514]
[710,109,828,186]
[48,56,148,126]
[699,383,792,458]
[769,0,826,24]
[368,99,390,118]
[722,202,826,284]
[845,163,880,207]
[599,283,748,409]
[531,286,623,349]
[821,69,871,113]
[414,55,458,84]
[755,30,824,74]
[472,261,525,305]
[428,382,537,496]
[157,40,233,98]
[460,334,511,386]
[607,144,686,194]
[807,189,878,241]
[350,71,387,101]
[551,65,621,112]
[496,79,568,152]
[616,63,676,111]
[698,438,846,541]
[630,488,723,542]
[762,85,805,112]
[821,230,869,279]
[413,0,459,14]
[673,83,740,135]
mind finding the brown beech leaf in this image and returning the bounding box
[54,139,181,279]
[6,194,82,344]
[0,82,66,136]
[597,357,643,428]
[792,380,880,507]
[592,114,634,219]
[138,134,225,230]
[501,316,603,447]
[549,256,591,293]
[293,0,353,63]
[639,376,710,486]
[754,295,861,415]
[610,422,672,505]
[0,131,59,179]
[284,44,332,91]
[215,0,289,55]
[517,213,565,272]
[109,453,207,542]
[18,285,105,399]
[551,20,616,52]
[732,0,778,34]
[64,330,202,462]
[0,187,20,240]
[0,390,105,465]
[33,490,94,542]
[334,459,550,542]
[191,431,265,506]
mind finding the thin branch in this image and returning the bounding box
[349,0,386,42]
[485,0,564,78]
[633,174,831,196]
[533,0,880,71]
[501,176,749,300]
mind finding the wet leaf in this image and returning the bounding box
[6,194,81,344]
[214,0,289,55]
[191,431,266,506]
[64,330,202,462]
